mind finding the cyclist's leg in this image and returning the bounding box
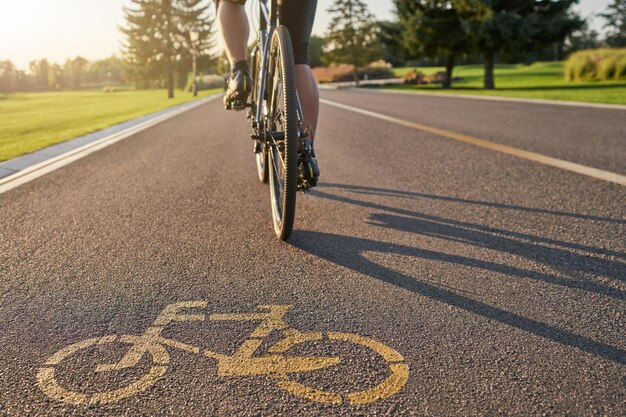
[295,67,319,142]
[215,0,249,68]
[281,0,319,141]
[216,0,252,107]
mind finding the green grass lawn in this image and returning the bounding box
[387,62,626,105]
[0,88,221,162]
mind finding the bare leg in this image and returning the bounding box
[217,2,249,66]
[295,64,319,142]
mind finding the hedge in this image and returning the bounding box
[565,48,626,81]
[312,61,395,83]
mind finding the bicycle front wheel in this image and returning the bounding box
[270,331,409,405]
[267,26,298,241]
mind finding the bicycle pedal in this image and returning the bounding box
[231,100,249,111]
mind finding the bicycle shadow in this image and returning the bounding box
[317,184,626,289]
[322,183,626,227]
[290,184,626,365]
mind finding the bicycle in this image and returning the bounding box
[239,0,315,240]
[37,302,409,406]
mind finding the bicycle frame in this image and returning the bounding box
[253,0,304,141]
[95,302,338,377]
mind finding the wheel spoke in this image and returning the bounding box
[269,135,287,170]
[272,148,283,191]
[271,147,284,218]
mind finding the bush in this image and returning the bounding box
[312,64,354,83]
[362,61,394,80]
[312,61,394,83]
[403,69,461,85]
[404,69,424,85]
[597,55,618,79]
[564,48,626,81]
[616,55,626,79]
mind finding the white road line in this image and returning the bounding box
[321,98,626,187]
[0,94,221,195]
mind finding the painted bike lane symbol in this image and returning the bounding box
[37,302,409,406]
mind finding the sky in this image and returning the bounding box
[0,0,614,70]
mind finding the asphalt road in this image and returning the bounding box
[1,90,624,416]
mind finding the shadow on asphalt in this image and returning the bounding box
[290,183,626,365]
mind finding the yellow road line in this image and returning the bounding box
[321,98,626,187]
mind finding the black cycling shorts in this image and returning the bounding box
[216,0,318,65]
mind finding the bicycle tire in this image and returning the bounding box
[267,26,298,241]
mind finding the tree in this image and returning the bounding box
[0,62,32,92]
[121,0,214,98]
[396,0,470,88]
[87,56,127,85]
[122,0,173,95]
[0,61,17,93]
[174,0,216,89]
[564,19,600,54]
[601,0,626,47]
[323,0,379,85]
[29,59,49,88]
[377,20,407,68]
[64,56,89,89]
[309,35,325,68]
[457,0,582,89]
[48,64,64,90]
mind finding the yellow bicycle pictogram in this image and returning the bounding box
[37,302,409,406]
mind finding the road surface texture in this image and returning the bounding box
[1,90,624,416]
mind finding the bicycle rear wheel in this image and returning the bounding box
[267,26,298,240]
[37,335,168,405]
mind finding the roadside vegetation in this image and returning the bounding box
[386,61,626,105]
[1,0,625,163]
[308,0,626,104]
[564,48,626,81]
[0,0,221,162]
[0,89,220,162]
